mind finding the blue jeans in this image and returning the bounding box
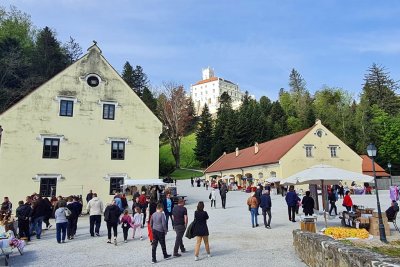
[250,208,258,227]
[30,216,44,238]
[56,222,68,242]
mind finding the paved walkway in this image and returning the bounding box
[8,182,398,266]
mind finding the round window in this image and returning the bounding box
[87,75,100,87]
[316,130,323,137]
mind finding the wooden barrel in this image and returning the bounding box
[300,221,316,233]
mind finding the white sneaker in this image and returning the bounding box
[207,254,211,258]
[124,240,127,243]
[195,256,199,261]
[140,236,143,241]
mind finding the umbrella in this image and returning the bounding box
[280,164,373,227]
[265,177,281,183]
[281,164,373,185]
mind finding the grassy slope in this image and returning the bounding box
[159,132,203,179]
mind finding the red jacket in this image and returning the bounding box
[343,195,353,207]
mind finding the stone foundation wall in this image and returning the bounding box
[292,230,400,267]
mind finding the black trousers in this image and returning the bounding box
[122,226,129,240]
[329,201,337,215]
[211,199,216,207]
[152,229,168,261]
[288,206,296,221]
[67,216,78,237]
[18,219,30,241]
[262,208,271,226]
[107,222,118,239]
[173,224,186,254]
[221,196,226,208]
[89,215,101,235]
[141,207,147,226]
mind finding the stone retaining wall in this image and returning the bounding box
[293,229,400,267]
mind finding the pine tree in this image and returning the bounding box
[33,26,68,80]
[270,101,288,138]
[63,36,82,64]
[132,65,148,97]
[194,104,214,167]
[141,86,157,114]
[121,61,135,88]
[362,63,400,115]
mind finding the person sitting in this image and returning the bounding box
[386,200,399,221]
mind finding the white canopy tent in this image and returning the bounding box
[280,164,374,227]
[281,164,373,185]
[265,177,281,183]
[123,179,167,186]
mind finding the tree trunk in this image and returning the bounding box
[171,138,181,169]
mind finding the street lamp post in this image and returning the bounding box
[388,162,392,186]
[367,143,387,243]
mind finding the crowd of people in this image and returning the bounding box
[2,178,400,264]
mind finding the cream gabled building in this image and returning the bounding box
[205,120,363,185]
[190,67,246,115]
[0,43,162,202]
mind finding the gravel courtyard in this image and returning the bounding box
[7,181,399,267]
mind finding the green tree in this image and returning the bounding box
[63,36,82,64]
[33,26,68,79]
[362,63,400,115]
[270,101,288,138]
[141,87,157,114]
[121,61,135,88]
[194,104,214,167]
[132,65,148,97]
[288,69,314,129]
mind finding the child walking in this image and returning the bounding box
[120,210,133,243]
[132,207,144,240]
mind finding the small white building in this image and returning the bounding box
[190,67,246,115]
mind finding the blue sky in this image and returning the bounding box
[4,0,400,100]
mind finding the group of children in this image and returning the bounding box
[119,207,144,243]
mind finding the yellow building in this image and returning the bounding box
[0,43,162,202]
[205,120,363,186]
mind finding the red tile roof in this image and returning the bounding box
[205,127,313,173]
[194,77,219,86]
[361,155,390,177]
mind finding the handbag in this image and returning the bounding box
[185,220,196,239]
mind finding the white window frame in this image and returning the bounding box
[329,145,338,158]
[304,145,313,158]
[32,173,63,182]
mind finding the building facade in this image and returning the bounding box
[0,43,162,202]
[205,120,363,186]
[190,67,246,115]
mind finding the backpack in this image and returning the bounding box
[64,207,72,218]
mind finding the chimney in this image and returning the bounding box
[235,147,239,157]
[255,142,259,154]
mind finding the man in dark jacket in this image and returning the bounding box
[220,183,228,209]
[67,196,83,239]
[16,200,32,241]
[285,186,299,222]
[327,191,337,216]
[30,196,47,239]
[104,201,121,245]
[260,190,272,228]
[255,185,263,215]
[86,190,93,204]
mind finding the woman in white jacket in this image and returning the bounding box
[210,188,217,208]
